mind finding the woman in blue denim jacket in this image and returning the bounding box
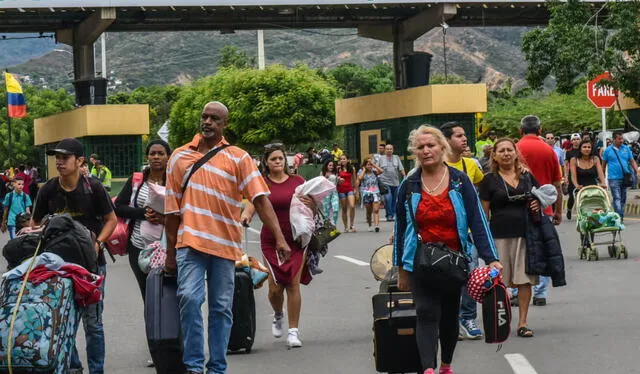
[393,125,502,374]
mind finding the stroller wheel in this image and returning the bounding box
[608,246,616,258]
[588,247,599,261]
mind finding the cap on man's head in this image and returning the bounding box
[570,133,581,140]
[46,138,84,157]
[520,115,541,131]
[488,130,497,136]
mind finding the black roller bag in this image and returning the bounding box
[372,291,422,373]
[227,267,256,353]
[145,268,185,374]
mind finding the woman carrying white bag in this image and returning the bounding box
[114,140,171,301]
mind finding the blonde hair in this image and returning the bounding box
[490,137,523,176]
[407,124,451,158]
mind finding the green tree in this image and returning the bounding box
[108,85,182,144]
[326,63,394,98]
[523,0,640,103]
[429,73,469,85]
[218,45,256,69]
[169,65,338,152]
[485,87,622,136]
[0,85,75,168]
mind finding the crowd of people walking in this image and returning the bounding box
[3,93,639,374]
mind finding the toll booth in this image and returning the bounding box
[34,104,150,179]
[335,84,487,169]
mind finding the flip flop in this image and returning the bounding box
[517,326,534,338]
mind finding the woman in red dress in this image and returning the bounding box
[336,154,357,232]
[242,144,315,349]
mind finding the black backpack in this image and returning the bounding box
[482,279,511,344]
[42,214,98,273]
[2,233,41,270]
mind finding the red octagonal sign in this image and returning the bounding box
[587,72,617,109]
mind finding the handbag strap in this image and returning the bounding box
[182,144,230,192]
[612,146,630,174]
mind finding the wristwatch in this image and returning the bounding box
[96,240,105,250]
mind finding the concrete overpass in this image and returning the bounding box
[0,1,610,91]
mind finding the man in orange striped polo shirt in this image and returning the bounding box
[165,101,290,374]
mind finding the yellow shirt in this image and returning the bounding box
[447,157,484,185]
[331,148,344,161]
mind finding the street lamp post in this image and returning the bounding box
[441,22,449,84]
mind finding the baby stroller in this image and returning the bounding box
[575,185,627,261]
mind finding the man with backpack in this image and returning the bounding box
[1,177,32,239]
[165,101,289,374]
[31,138,117,374]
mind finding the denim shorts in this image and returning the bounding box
[338,191,354,200]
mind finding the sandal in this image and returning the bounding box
[349,227,356,233]
[517,326,534,338]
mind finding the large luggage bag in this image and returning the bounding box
[227,268,256,353]
[372,292,422,374]
[0,276,79,374]
[145,268,185,374]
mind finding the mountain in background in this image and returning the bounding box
[7,26,533,91]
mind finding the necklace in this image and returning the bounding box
[499,170,519,188]
[421,167,448,194]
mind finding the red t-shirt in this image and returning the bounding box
[415,188,461,252]
[336,169,354,193]
[516,134,562,216]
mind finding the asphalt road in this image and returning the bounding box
[2,210,640,374]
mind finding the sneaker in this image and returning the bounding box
[567,210,572,220]
[459,318,483,340]
[287,328,302,348]
[439,367,455,374]
[375,226,380,233]
[533,297,547,306]
[368,226,374,232]
[272,313,284,338]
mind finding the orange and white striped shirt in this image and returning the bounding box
[165,134,269,261]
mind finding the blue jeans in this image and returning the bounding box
[511,275,549,300]
[533,276,549,299]
[609,179,627,219]
[8,225,15,239]
[459,244,479,320]
[71,265,106,374]
[177,247,235,374]
[384,185,399,220]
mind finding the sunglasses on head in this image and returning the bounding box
[264,142,284,150]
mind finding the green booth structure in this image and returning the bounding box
[335,84,488,169]
[34,104,150,192]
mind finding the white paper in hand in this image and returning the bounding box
[145,183,166,214]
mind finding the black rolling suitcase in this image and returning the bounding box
[372,291,422,374]
[145,268,185,373]
[228,227,257,353]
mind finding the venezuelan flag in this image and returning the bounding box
[4,72,27,118]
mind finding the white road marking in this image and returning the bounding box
[505,353,538,374]
[334,255,369,266]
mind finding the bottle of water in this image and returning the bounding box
[484,268,500,288]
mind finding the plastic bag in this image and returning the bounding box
[290,177,336,248]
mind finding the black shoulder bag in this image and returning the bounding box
[612,147,634,188]
[406,189,469,290]
[182,145,230,192]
